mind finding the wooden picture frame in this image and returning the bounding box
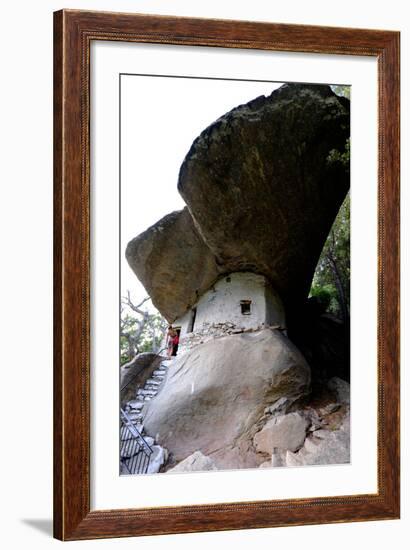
[53,9,400,541]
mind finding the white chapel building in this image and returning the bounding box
[173,272,286,350]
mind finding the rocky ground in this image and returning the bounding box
[163,375,350,473]
[254,376,350,469]
[143,328,310,471]
[120,328,350,475]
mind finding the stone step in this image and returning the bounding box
[127,400,145,410]
[146,378,161,386]
[139,389,157,396]
[153,369,166,376]
[128,411,144,421]
[127,412,144,421]
[144,387,158,393]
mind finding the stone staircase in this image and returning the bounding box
[120,356,174,475]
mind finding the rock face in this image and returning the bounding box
[178,83,350,309]
[126,84,350,321]
[285,412,350,466]
[253,380,351,469]
[327,377,350,404]
[143,329,311,469]
[126,208,221,322]
[253,412,309,453]
[146,446,167,474]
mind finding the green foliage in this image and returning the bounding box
[309,284,332,309]
[120,298,168,366]
[331,85,351,99]
[136,313,168,354]
[309,283,339,316]
[120,313,138,365]
[311,87,350,321]
[327,138,350,168]
[310,193,350,322]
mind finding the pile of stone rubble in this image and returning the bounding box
[178,322,284,355]
[254,376,350,468]
[161,376,351,473]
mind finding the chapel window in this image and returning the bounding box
[240,300,252,315]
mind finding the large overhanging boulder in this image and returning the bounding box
[126,207,223,321]
[126,84,350,320]
[178,83,350,308]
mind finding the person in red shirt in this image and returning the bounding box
[166,326,179,358]
[171,330,179,356]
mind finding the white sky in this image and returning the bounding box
[121,75,283,311]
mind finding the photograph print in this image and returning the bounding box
[119,75,351,476]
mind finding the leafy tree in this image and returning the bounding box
[310,83,350,323]
[310,192,350,323]
[136,312,168,354]
[120,293,168,365]
[331,85,351,99]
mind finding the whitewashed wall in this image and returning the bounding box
[175,272,285,336]
[173,309,194,337]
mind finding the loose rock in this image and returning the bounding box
[327,377,350,404]
[167,451,217,473]
[253,412,309,453]
[285,411,350,466]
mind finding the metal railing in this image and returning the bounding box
[120,408,154,475]
[120,349,167,393]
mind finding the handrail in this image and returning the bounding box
[120,408,153,455]
[120,350,167,392]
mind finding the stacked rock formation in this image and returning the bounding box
[126,83,350,322]
[125,83,350,471]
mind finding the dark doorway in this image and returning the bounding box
[188,307,197,333]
